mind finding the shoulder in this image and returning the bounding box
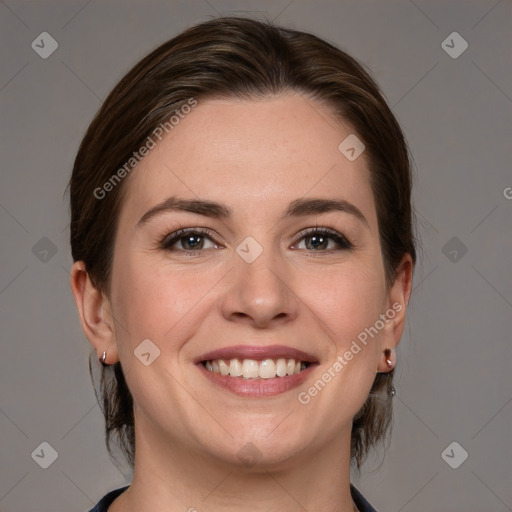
[86,485,130,512]
[350,484,379,512]
[85,483,374,512]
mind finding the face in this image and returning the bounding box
[103,93,405,469]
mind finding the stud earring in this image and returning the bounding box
[384,348,393,369]
[99,350,110,367]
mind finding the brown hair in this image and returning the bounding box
[69,16,416,470]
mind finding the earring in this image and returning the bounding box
[384,348,394,369]
[99,350,109,367]
[387,375,396,397]
[384,348,396,397]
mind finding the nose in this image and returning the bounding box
[220,240,299,329]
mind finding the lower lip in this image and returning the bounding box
[197,362,318,397]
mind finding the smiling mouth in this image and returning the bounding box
[201,358,311,379]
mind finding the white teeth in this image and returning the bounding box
[258,359,276,379]
[204,358,309,379]
[229,359,242,377]
[276,358,287,377]
[242,359,260,379]
[218,359,230,375]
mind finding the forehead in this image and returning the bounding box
[118,93,377,228]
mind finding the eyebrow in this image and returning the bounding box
[137,196,369,228]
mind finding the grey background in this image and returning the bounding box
[0,1,511,511]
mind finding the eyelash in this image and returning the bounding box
[158,226,354,256]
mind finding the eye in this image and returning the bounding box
[158,226,353,256]
[159,228,221,254]
[292,227,353,252]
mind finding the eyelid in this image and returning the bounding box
[159,227,222,249]
[291,226,354,250]
[159,225,354,254]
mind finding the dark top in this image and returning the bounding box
[86,483,377,511]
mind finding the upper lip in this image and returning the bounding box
[194,344,319,364]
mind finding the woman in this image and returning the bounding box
[69,16,415,512]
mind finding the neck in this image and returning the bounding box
[110,410,358,512]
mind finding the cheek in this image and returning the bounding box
[302,263,385,344]
[111,252,219,347]
[296,266,385,416]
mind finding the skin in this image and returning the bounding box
[70,93,413,512]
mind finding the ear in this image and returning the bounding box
[377,253,413,372]
[70,261,119,365]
